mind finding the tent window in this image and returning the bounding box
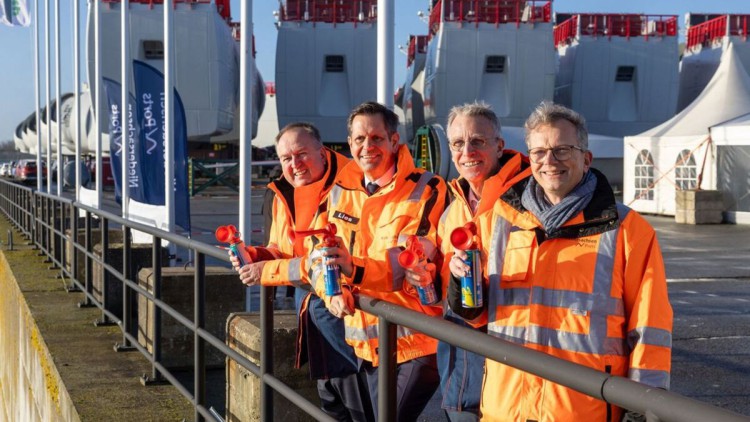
[634,150,654,200]
[485,56,506,73]
[325,55,345,73]
[675,149,698,190]
[615,66,635,82]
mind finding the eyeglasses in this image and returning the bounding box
[528,145,585,163]
[350,135,389,146]
[448,138,491,152]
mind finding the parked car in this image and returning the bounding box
[0,163,11,177]
[87,156,115,188]
[14,159,47,185]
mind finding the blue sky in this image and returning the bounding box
[2,0,750,144]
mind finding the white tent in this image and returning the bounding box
[624,43,750,218]
[708,113,750,224]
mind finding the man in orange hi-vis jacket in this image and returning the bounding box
[424,102,530,422]
[316,102,449,421]
[448,102,672,422]
[232,122,374,422]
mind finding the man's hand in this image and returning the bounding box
[448,250,470,279]
[327,288,355,318]
[229,249,253,272]
[321,236,354,277]
[237,261,265,286]
[405,261,437,288]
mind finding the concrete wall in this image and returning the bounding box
[226,312,318,422]
[0,252,81,422]
[138,266,246,369]
[0,216,193,421]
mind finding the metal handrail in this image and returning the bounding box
[0,178,747,422]
[357,296,749,422]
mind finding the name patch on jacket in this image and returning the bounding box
[332,211,360,224]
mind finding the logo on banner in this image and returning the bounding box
[132,60,191,233]
[103,78,145,203]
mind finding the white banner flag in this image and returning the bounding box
[0,0,31,27]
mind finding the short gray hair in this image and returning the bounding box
[275,122,323,146]
[447,101,503,138]
[524,101,588,150]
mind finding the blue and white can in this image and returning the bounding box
[417,283,438,305]
[461,249,482,308]
[321,247,341,296]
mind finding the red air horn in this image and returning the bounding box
[450,222,478,250]
[397,235,425,269]
[291,223,342,297]
[397,235,438,305]
[215,224,257,266]
[449,222,483,309]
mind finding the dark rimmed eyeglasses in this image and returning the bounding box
[528,145,585,163]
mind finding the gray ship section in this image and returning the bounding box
[275,0,378,146]
[678,14,750,112]
[554,14,680,138]
[423,1,555,129]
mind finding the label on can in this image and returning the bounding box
[417,283,438,305]
[461,249,482,308]
[321,247,341,296]
[325,265,341,296]
[230,243,249,267]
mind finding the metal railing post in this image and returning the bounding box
[377,316,397,422]
[142,236,166,385]
[67,202,81,292]
[79,210,95,308]
[115,226,135,351]
[260,284,274,422]
[194,252,206,422]
[95,218,114,326]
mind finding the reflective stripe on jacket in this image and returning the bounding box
[255,148,358,379]
[468,168,672,422]
[318,144,448,366]
[436,150,530,413]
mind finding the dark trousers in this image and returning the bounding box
[317,371,375,422]
[445,409,480,422]
[363,354,440,422]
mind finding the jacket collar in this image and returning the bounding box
[336,144,417,194]
[500,167,619,239]
[449,149,530,217]
[268,148,348,223]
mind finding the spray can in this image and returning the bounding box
[417,282,438,305]
[293,223,342,296]
[321,247,342,296]
[215,225,254,267]
[450,222,482,308]
[397,235,438,305]
[460,249,483,308]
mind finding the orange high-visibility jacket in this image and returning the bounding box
[257,148,349,287]
[313,144,448,366]
[437,150,530,413]
[461,169,673,422]
[438,149,530,296]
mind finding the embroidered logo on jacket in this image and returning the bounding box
[332,211,360,224]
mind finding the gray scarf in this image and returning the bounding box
[521,171,598,233]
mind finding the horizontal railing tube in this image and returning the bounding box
[356,295,749,422]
